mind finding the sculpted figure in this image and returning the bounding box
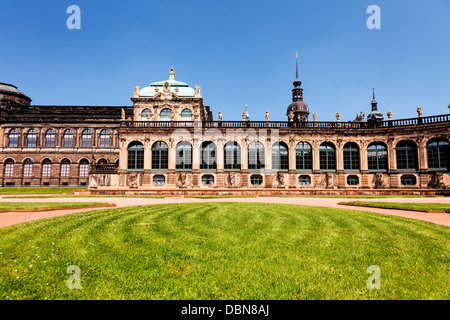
[374,173,384,189]
[227,172,236,187]
[325,173,333,188]
[129,172,138,188]
[276,172,284,187]
[133,84,140,98]
[177,172,187,187]
[417,106,422,117]
[265,110,270,122]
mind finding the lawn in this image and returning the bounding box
[0,202,448,300]
[0,202,114,212]
[0,187,87,195]
[340,201,450,213]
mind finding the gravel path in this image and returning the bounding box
[1,195,449,228]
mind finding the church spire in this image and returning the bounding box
[295,51,299,80]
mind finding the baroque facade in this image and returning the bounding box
[1,66,449,195]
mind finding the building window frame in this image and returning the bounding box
[272,142,289,172]
[396,140,418,171]
[319,142,336,172]
[42,158,52,178]
[23,158,33,178]
[224,141,241,171]
[250,174,263,186]
[127,141,144,171]
[175,141,193,171]
[81,129,92,148]
[45,129,56,148]
[60,159,71,177]
[63,129,74,148]
[4,158,14,177]
[296,142,312,171]
[248,141,265,171]
[200,141,217,171]
[201,174,215,185]
[343,142,360,171]
[153,175,166,186]
[151,141,169,171]
[427,138,450,171]
[27,129,37,148]
[368,142,388,172]
[8,129,19,148]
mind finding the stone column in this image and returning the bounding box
[335,139,345,188]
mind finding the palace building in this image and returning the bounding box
[1,63,449,195]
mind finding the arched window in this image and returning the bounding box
[176,141,192,171]
[296,142,312,171]
[343,142,360,171]
[181,109,193,121]
[8,129,19,147]
[320,142,336,171]
[81,129,92,148]
[99,129,111,148]
[42,158,52,177]
[368,142,388,171]
[97,158,108,165]
[27,129,37,148]
[427,138,450,171]
[224,141,241,170]
[45,129,56,148]
[272,142,289,171]
[160,109,172,122]
[141,109,152,121]
[396,140,418,170]
[79,159,89,177]
[152,141,168,170]
[23,158,33,178]
[63,129,74,148]
[127,141,144,171]
[200,141,217,170]
[4,158,14,177]
[248,141,265,170]
[60,159,71,177]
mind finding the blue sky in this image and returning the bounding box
[1,0,449,121]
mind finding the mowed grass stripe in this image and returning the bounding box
[0,202,448,300]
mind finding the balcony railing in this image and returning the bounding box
[120,114,450,129]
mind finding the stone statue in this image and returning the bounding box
[242,112,247,122]
[177,172,187,188]
[265,110,270,122]
[428,172,445,189]
[288,111,294,122]
[312,113,317,122]
[121,108,125,120]
[374,173,384,189]
[276,172,284,187]
[162,81,171,100]
[359,112,365,121]
[194,84,202,97]
[133,85,140,98]
[387,110,392,120]
[218,111,222,122]
[129,173,138,188]
[417,106,422,117]
[89,176,97,189]
[325,173,333,188]
[227,172,236,187]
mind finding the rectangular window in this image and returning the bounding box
[5,164,14,177]
[42,163,52,177]
[23,164,33,178]
[61,164,71,177]
[79,164,89,177]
